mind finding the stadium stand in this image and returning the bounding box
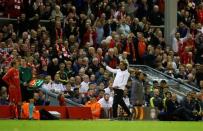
[0,0,203,120]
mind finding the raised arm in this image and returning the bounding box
[106,66,118,74]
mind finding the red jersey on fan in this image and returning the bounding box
[183,38,195,52]
[6,0,23,18]
[181,51,193,65]
[2,67,22,104]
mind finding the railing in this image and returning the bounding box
[0,17,54,30]
[0,17,164,28]
[40,88,83,107]
[130,64,200,96]
[0,17,51,22]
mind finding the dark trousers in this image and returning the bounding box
[21,85,33,102]
[113,89,131,118]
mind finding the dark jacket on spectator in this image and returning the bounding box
[47,62,59,80]
[165,99,180,114]
[130,79,145,106]
[148,11,164,26]
[104,55,119,69]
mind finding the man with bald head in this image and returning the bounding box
[149,5,164,26]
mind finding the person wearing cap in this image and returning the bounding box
[103,60,132,119]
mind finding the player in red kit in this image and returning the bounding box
[2,60,22,104]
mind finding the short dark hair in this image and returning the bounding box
[153,80,158,84]
[160,80,167,84]
[165,91,172,96]
[11,60,17,67]
[120,60,128,69]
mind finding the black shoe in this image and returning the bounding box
[127,114,133,121]
[110,118,118,121]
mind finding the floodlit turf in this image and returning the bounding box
[0,120,202,131]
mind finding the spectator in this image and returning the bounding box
[51,73,66,94]
[136,0,149,20]
[6,0,23,18]
[175,65,187,80]
[123,33,136,64]
[41,75,52,91]
[150,88,163,111]
[195,32,203,64]
[85,95,101,119]
[33,92,45,106]
[50,5,63,21]
[0,86,9,105]
[98,93,113,118]
[197,3,203,24]
[159,80,168,98]
[65,60,75,78]
[47,58,59,80]
[57,63,68,84]
[148,5,164,26]
[119,51,129,66]
[89,57,100,73]
[104,80,114,98]
[123,88,130,107]
[180,93,201,120]
[200,80,203,91]
[104,48,119,68]
[79,74,90,94]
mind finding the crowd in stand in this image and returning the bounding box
[0,0,203,120]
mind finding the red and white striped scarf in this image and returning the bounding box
[55,28,69,58]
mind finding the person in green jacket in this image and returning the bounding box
[19,58,32,102]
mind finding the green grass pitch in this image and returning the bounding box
[0,120,202,131]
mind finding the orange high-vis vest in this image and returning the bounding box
[85,101,101,119]
[21,102,40,120]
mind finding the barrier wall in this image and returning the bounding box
[0,106,14,119]
[0,106,158,120]
[0,106,93,120]
[67,107,93,119]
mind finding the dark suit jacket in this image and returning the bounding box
[130,79,144,106]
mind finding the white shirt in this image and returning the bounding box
[79,81,89,93]
[98,97,113,109]
[106,66,130,90]
[123,96,130,107]
[51,82,66,93]
[42,82,65,93]
[118,24,131,36]
[104,87,114,97]
[42,82,53,91]
[172,36,187,53]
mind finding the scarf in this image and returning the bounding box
[138,39,146,58]
[55,28,69,58]
[125,40,136,61]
